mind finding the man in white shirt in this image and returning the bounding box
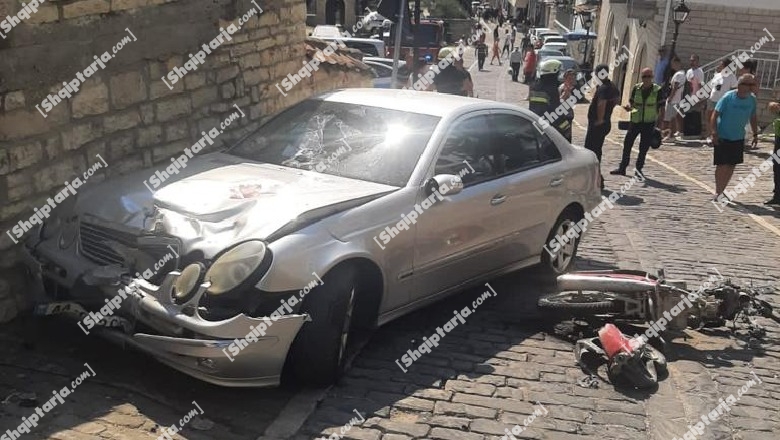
[706,58,739,141]
[663,56,685,142]
[686,54,706,138]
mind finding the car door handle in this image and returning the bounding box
[490,194,507,206]
[549,177,564,187]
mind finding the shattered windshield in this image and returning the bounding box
[228,100,441,187]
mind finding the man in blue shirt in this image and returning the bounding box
[710,74,758,201]
[654,47,668,85]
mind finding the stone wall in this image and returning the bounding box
[0,0,372,322]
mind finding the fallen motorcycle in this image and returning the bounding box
[538,269,780,338]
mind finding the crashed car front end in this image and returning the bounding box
[23,218,308,387]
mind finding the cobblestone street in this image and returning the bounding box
[2,20,779,440]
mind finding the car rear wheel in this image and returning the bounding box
[286,265,357,386]
[540,209,582,276]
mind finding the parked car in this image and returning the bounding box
[535,32,561,44]
[311,25,344,39]
[541,42,569,56]
[537,55,584,97]
[536,49,566,61]
[23,89,601,388]
[363,59,407,88]
[542,36,567,45]
[529,27,551,42]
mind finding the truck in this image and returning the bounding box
[386,18,446,62]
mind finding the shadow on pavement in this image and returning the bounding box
[641,177,688,194]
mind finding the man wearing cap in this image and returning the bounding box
[611,68,662,177]
[710,74,758,204]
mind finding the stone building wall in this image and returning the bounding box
[0,0,372,322]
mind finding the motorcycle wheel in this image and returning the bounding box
[538,291,623,314]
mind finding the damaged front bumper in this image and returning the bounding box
[23,245,308,388]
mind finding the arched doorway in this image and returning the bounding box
[615,27,630,95]
[326,0,345,25]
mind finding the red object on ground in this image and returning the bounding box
[598,323,638,359]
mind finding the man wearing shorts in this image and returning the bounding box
[710,74,758,203]
[663,56,685,142]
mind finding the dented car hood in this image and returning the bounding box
[74,152,397,256]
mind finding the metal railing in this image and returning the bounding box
[701,50,780,91]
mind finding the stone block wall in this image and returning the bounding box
[0,0,372,322]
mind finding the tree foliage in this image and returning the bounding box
[422,0,469,20]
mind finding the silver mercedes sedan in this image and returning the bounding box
[22,89,601,387]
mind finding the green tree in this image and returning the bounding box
[423,0,469,19]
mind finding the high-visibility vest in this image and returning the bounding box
[630,84,662,124]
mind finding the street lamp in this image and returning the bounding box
[581,12,593,68]
[669,0,691,60]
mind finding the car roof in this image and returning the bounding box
[315,89,524,117]
[543,43,568,47]
[544,55,577,62]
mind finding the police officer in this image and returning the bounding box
[529,59,570,138]
[611,67,662,176]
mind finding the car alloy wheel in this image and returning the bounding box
[552,219,577,273]
[540,209,582,277]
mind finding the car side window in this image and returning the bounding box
[490,113,543,173]
[537,130,562,162]
[434,115,497,186]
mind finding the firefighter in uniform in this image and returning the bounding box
[611,67,662,176]
[529,59,570,139]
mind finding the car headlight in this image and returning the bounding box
[205,241,270,296]
[173,262,206,303]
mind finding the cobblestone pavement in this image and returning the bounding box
[294,24,780,440]
[2,24,779,440]
[0,317,296,439]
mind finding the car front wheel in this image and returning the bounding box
[286,265,357,386]
[540,209,582,276]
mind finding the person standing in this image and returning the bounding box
[491,32,502,66]
[510,25,517,51]
[686,54,706,138]
[654,47,669,85]
[706,58,739,142]
[502,29,511,58]
[611,68,662,177]
[509,47,523,82]
[710,74,758,203]
[530,60,570,138]
[662,56,685,142]
[585,64,621,189]
[476,36,488,71]
[766,100,780,206]
[522,45,537,83]
[454,53,474,97]
[558,69,576,142]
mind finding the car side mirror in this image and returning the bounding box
[425,174,464,197]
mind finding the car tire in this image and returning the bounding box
[286,265,357,386]
[540,208,582,277]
